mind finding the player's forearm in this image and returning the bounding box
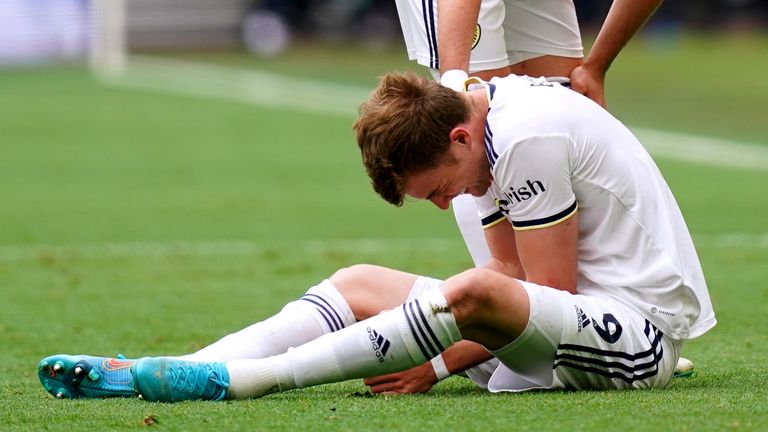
[482,220,525,279]
[435,340,493,378]
[437,0,482,73]
[515,212,579,294]
[482,256,525,280]
[584,0,663,73]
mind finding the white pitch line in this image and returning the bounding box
[696,232,768,249]
[0,233,765,263]
[110,55,370,118]
[104,55,768,172]
[633,128,768,172]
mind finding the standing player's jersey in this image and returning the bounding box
[473,76,716,341]
[394,0,582,73]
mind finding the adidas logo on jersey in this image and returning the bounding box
[367,327,391,363]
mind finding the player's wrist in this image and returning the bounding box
[439,69,469,92]
[430,354,451,381]
[579,57,609,77]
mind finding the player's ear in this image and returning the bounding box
[449,127,470,146]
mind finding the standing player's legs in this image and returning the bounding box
[450,195,492,266]
[502,0,583,69]
[37,265,420,399]
[394,0,510,75]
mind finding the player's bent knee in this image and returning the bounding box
[443,268,525,324]
[443,269,500,316]
[331,264,419,291]
[330,264,378,286]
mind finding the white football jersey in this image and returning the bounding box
[473,76,716,340]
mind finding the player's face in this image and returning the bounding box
[404,146,492,210]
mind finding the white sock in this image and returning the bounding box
[226,285,461,399]
[181,280,355,362]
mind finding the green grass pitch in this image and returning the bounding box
[1,33,767,430]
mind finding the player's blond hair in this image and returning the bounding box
[354,71,468,206]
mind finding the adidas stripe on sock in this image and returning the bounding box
[183,280,355,361]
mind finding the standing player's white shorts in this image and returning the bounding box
[410,277,681,391]
[394,0,583,74]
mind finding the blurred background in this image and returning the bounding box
[1,0,767,68]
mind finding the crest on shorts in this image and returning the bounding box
[471,24,481,50]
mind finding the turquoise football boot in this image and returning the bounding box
[38,354,137,399]
[132,357,229,402]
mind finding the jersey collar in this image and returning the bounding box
[464,77,499,167]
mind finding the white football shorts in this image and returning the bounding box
[394,0,583,73]
[409,277,681,391]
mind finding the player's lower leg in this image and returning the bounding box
[132,285,461,401]
[181,279,356,361]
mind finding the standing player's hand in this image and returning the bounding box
[363,362,438,394]
[570,64,607,108]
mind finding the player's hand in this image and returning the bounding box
[363,362,438,394]
[440,69,469,92]
[570,64,607,108]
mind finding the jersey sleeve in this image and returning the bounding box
[493,135,577,231]
[474,191,506,229]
